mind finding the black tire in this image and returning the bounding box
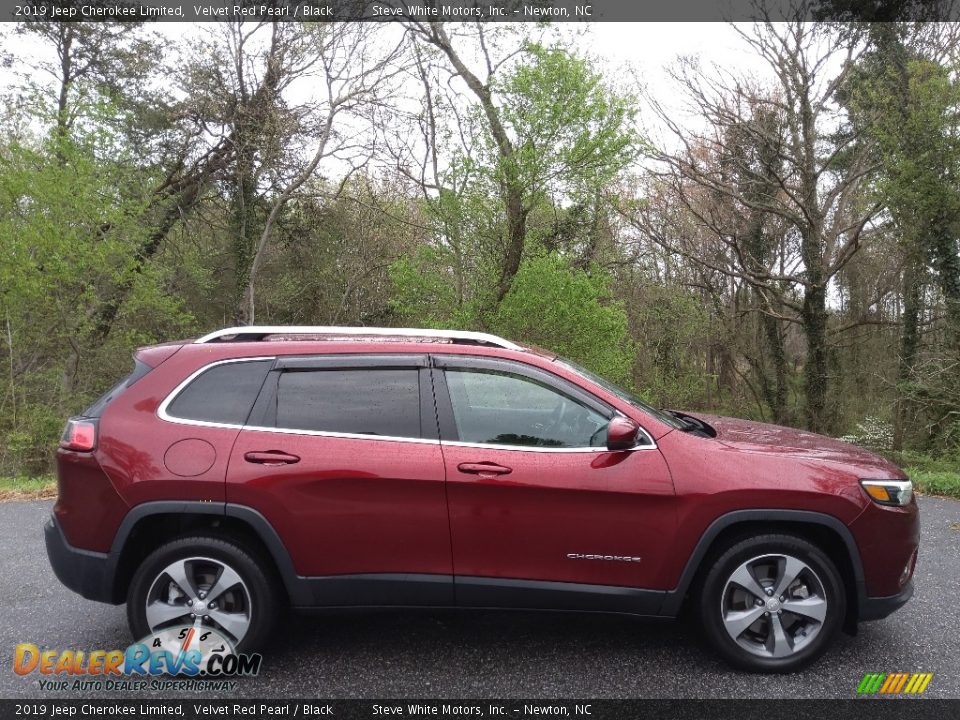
[127,535,279,654]
[698,533,846,673]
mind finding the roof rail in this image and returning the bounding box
[193,326,522,350]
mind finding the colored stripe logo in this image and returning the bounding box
[857,672,933,695]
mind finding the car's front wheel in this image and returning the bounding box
[699,534,845,672]
[127,535,279,653]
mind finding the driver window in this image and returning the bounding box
[444,369,608,448]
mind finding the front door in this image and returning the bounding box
[432,356,675,612]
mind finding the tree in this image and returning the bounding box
[15,13,160,152]
[630,21,879,432]
[393,25,639,325]
[845,22,960,449]
[240,23,403,323]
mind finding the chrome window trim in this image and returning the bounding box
[242,424,440,445]
[439,432,658,453]
[158,356,658,452]
[434,356,658,452]
[158,356,436,444]
[157,356,276,429]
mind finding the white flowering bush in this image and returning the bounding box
[839,416,894,451]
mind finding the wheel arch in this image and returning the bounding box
[661,509,865,630]
[108,502,306,605]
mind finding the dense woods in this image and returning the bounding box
[2,17,960,478]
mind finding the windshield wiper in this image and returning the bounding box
[664,409,695,429]
[666,410,712,437]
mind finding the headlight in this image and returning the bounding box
[860,479,913,507]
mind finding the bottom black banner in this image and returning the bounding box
[0,699,956,720]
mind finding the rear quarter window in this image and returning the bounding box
[83,359,153,418]
[164,360,272,425]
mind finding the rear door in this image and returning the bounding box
[432,356,675,611]
[226,354,452,605]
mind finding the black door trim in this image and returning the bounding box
[294,573,454,608]
[454,576,664,616]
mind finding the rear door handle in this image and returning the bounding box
[457,462,512,477]
[244,451,300,466]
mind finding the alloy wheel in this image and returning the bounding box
[720,553,828,658]
[144,556,252,645]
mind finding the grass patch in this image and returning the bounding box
[897,452,960,499]
[905,468,960,500]
[0,475,56,501]
[881,451,960,499]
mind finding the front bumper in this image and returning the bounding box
[44,514,117,604]
[860,579,914,621]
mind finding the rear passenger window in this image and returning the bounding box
[165,360,271,425]
[275,370,420,438]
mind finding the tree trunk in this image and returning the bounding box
[420,23,527,305]
[930,213,960,349]
[53,25,74,167]
[893,254,923,452]
[762,310,790,424]
[232,145,258,324]
[496,189,527,302]
[801,280,829,433]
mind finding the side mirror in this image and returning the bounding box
[606,416,640,451]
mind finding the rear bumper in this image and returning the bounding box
[44,514,118,604]
[860,579,914,621]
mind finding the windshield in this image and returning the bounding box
[554,357,687,431]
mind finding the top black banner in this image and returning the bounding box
[2,0,957,23]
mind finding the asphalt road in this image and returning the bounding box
[1,498,957,700]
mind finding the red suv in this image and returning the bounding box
[47,326,919,672]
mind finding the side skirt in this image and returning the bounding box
[291,573,665,616]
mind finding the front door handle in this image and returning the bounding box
[244,450,300,466]
[457,462,512,477]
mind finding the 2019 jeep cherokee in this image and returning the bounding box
[46,326,919,672]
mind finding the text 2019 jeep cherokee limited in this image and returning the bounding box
[46,326,919,672]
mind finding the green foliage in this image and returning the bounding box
[0,104,196,475]
[3,405,62,477]
[623,286,711,409]
[842,39,960,453]
[848,55,960,226]
[390,251,636,386]
[897,451,960,474]
[496,44,641,204]
[420,44,641,318]
[388,245,467,328]
[490,254,634,384]
[875,452,960,498]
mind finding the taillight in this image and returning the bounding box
[60,418,98,452]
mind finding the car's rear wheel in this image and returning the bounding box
[127,536,279,653]
[699,534,845,672]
